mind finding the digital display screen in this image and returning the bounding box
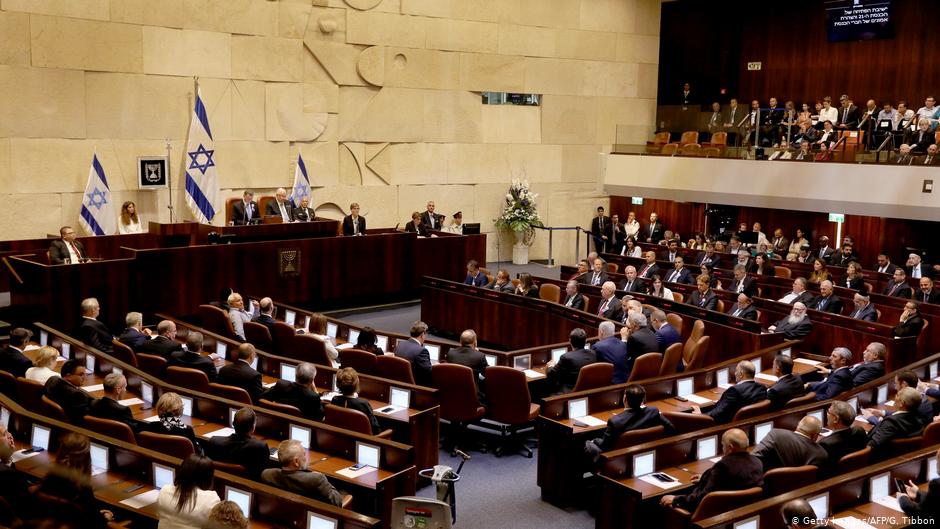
[281,364,296,383]
[568,398,588,419]
[826,0,893,42]
[426,344,440,364]
[357,442,380,468]
[290,425,311,449]
[633,451,655,477]
[390,387,410,408]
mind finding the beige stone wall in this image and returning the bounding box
[0,0,660,262]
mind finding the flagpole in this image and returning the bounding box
[165,138,174,223]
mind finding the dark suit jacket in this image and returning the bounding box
[464,271,488,287]
[548,348,596,393]
[830,253,857,267]
[850,360,885,387]
[883,281,914,298]
[77,318,113,353]
[586,406,674,456]
[45,376,91,424]
[446,346,488,397]
[809,294,844,314]
[261,380,323,421]
[264,200,294,221]
[899,478,940,521]
[816,246,836,261]
[907,264,933,280]
[672,451,763,511]
[643,221,664,242]
[217,360,264,403]
[591,216,612,243]
[727,277,757,297]
[251,314,277,337]
[636,262,660,279]
[597,296,623,321]
[140,420,204,455]
[752,428,828,471]
[819,426,868,472]
[660,250,680,263]
[395,338,432,386]
[404,220,428,236]
[837,105,859,128]
[788,290,816,306]
[867,411,924,451]
[810,367,854,400]
[585,270,609,287]
[562,293,585,309]
[420,211,443,231]
[848,303,878,322]
[727,304,758,321]
[916,289,940,304]
[695,251,722,268]
[894,314,925,337]
[689,290,718,310]
[663,267,694,285]
[618,277,647,294]
[88,396,141,430]
[0,345,32,377]
[205,432,274,478]
[766,374,805,411]
[706,380,767,424]
[292,206,315,222]
[626,328,660,374]
[841,276,864,291]
[771,316,813,339]
[137,335,183,358]
[592,336,629,384]
[232,200,260,225]
[655,324,682,353]
[49,239,86,264]
[331,394,381,434]
[117,328,148,350]
[168,350,218,382]
[342,214,366,235]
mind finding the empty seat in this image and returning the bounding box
[659,343,683,376]
[613,424,664,451]
[324,404,393,439]
[84,416,136,444]
[573,363,614,392]
[339,349,377,375]
[762,465,816,497]
[626,353,662,383]
[138,431,196,459]
[732,399,771,421]
[484,366,540,457]
[110,339,138,367]
[838,446,871,473]
[292,334,332,366]
[136,353,167,378]
[198,304,236,339]
[165,366,211,393]
[375,355,416,385]
[244,322,274,352]
[431,364,485,454]
[539,283,561,303]
[661,411,715,434]
[41,395,69,423]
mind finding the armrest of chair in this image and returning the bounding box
[377,428,395,439]
[341,494,354,509]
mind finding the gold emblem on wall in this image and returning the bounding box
[279,249,300,278]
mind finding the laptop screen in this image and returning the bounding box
[0,407,8,429]
[676,377,694,397]
[568,398,588,419]
[754,422,772,444]
[697,436,717,460]
[869,473,890,501]
[141,382,154,404]
[376,335,388,351]
[484,354,496,366]
[90,443,108,474]
[215,342,226,357]
[85,354,95,374]
[633,451,655,477]
[348,329,360,345]
[326,322,338,339]
[513,355,531,370]
[426,344,440,363]
[180,396,193,417]
[284,310,296,326]
[225,486,252,517]
[807,493,828,519]
[551,347,567,364]
[307,512,338,529]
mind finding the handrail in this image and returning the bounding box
[532,225,588,266]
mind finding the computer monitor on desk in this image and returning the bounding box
[462,223,481,235]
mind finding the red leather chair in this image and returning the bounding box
[431,364,485,455]
[665,487,763,526]
[838,446,871,473]
[138,431,195,459]
[110,339,138,368]
[685,335,710,370]
[339,349,377,375]
[0,369,15,398]
[762,465,817,497]
[483,366,540,457]
[323,404,393,439]
[84,416,136,444]
[375,355,416,385]
[661,411,715,434]
[165,366,211,393]
[784,392,816,407]
[292,334,331,366]
[665,313,683,336]
[271,322,298,356]
[41,395,69,423]
[626,353,663,383]
[15,377,45,412]
[613,424,664,451]
[733,399,771,421]
[258,398,301,416]
[682,319,706,364]
[539,283,561,303]
[198,304,236,339]
[572,363,614,392]
[923,421,940,446]
[136,353,167,378]
[214,460,248,475]
[243,322,274,353]
[659,343,683,376]
[209,383,252,405]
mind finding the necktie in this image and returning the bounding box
[927,157,933,165]
[69,242,80,260]
[626,281,632,291]
[669,270,679,282]
[819,248,825,258]
[733,308,741,317]
[640,265,649,277]
[843,108,847,122]
[818,297,827,310]
[888,283,899,296]
[599,217,604,231]
[279,202,288,221]
[925,292,930,302]
[598,299,609,316]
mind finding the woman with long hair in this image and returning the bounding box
[843,261,865,291]
[808,258,832,283]
[34,433,113,528]
[118,201,143,234]
[307,313,339,366]
[157,454,220,529]
[514,273,539,298]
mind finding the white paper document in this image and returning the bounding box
[82,384,105,393]
[572,415,606,427]
[523,369,546,379]
[11,450,41,463]
[685,394,713,405]
[793,358,821,366]
[871,495,903,512]
[118,398,144,406]
[203,427,235,439]
[119,489,160,509]
[638,474,683,490]
[755,373,779,382]
[336,466,376,479]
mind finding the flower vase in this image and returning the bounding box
[512,229,529,265]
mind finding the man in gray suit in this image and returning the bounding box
[262,439,344,506]
[751,416,828,472]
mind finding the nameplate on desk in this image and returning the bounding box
[118,398,144,406]
[119,489,160,509]
[572,415,606,428]
[82,384,105,393]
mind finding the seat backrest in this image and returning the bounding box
[702,147,721,158]
[214,460,247,475]
[710,131,727,146]
[258,196,276,217]
[259,398,302,416]
[661,411,715,434]
[691,487,763,522]
[165,366,211,393]
[484,366,536,425]
[209,382,252,405]
[775,266,792,278]
[243,322,273,352]
[684,335,710,370]
[785,392,816,407]
[665,313,683,335]
[733,398,771,421]
[627,353,663,383]
[573,363,614,392]
[84,416,136,444]
[271,321,298,355]
[539,283,561,303]
[375,355,416,385]
[672,292,684,303]
[292,334,331,366]
[136,353,167,378]
[0,369,15,398]
[15,377,46,412]
[653,131,671,145]
[323,403,373,436]
[883,436,923,459]
[679,131,699,146]
[660,343,683,376]
[838,446,871,473]
[198,304,236,338]
[680,143,702,155]
[431,364,484,422]
[614,425,664,450]
[917,318,930,352]
[110,339,138,367]
[225,197,240,226]
[41,395,69,423]
[661,143,679,155]
[923,421,940,447]
[138,431,195,459]
[715,299,725,313]
[339,349,377,375]
[606,263,619,274]
[762,465,817,497]
[581,294,590,312]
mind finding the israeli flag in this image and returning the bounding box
[79,153,117,236]
[184,90,220,224]
[289,154,311,208]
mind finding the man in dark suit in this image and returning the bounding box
[420,201,443,231]
[262,440,344,507]
[809,280,844,314]
[88,373,144,431]
[766,354,805,411]
[596,282,623,321]
[217,343,264,403]
[651,309,681,353]
[232,190,260,225]
[694,243,722,269]
[875,253,899,275]
[395,321,433,386]
[48,226,87,264]
[342,202,366,235]
[689,275,718,310]
[727,265,757,297]
[836,95,859,129]
[292,197,316,222]
[830,243,857,267]
[77,297,113,353]
[590,206,612,254]
[547,328,596,394]
[868,388,925,453]
[643,212,664,243]
[692,361,767,424]
[807,348,855,400]
[264,187,294,223]
[819,401,869,474]
[45,359,91,424]
[752,416,828,471]
[916,278,940,304]
[621,312,660,377]
[659,239,680,263]
[251,297,278,337]
[906,253,932,280]
[0,423,29,515]
[894,301,926,338]
[585,384,674,460]
[883,268,914,298]
[848,292,878,322]
[636,251,660,280]
[661,429,763,511]
[592,321,628,384]
[618,266,646,294]
[137,320,184,358]
[778,278,815,306]
[768,302,814,339]
[850,342,886,387]
[898,447,940,524]
[727,293,758,321]
[663,256,695,285]
[815,236,835,261]
[446,330,488,401]
[117,311,151,350]
[608,213,626,254]
[168,332,219,382]
[486,269,517,293]
[769,229,789,257]
[562,280,585,310]
[463,260,487,287]
[917,143,940,165]
[0,327,34,378]
[260,362,323,421]
[586,258,609,287]
[863,371,937,428]
[205,408,275,479]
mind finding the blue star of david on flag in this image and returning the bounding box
[188,144,215,175]
[86,187,108,210]
[289,154,312,208]
[78,153,117,236]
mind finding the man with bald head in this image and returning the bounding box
[265,187,294,223]
[138,319,184,358]
[593,321,629,384]
[660,428,763,511]
[597,281,623,321]
[752,416,828,471]
[446,329,488,400]
[781,498,828,529]
[618,265,646,293]
[692,361,767,423]
[850,342,886,386]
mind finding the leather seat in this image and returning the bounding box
[732,399,770,421]
[762,465,816,497]
[923,421,940,446]
[0,369,15,398]
[259,398,301,416]
[613,424,664,451]
[375,355,415,385]
[84,416,136,444]
[339,349,377,375]
[271,321,298,356]
[41,395,69,423]
[666,487,763,527]
[838,446,871,472]
[244,322,274,353]
[539,283,561,303]
[665,313,683,335]
[682,320,705,366]
[659,343,683,376]
[138,431,195,459]
[784,392,816,407]
[323,404,393,439]
[165,366,211,393]
[136,353,167,378]
[110,339,138,367]
[483,366,540,457]
[15,377,45,413]
[661,411,714,434]
[685,335,710,370]
[573,363,613,392]
[292,334,331,366]
[432,364,485,455]
[626,353,662,383]
[198,304,236,339]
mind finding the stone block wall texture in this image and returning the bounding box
[0,0,660,262]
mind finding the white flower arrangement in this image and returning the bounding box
[495,178,543,245]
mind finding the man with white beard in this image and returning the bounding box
[768,302,813,339]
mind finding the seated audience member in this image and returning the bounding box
[648,274,674,300]
[663,256,694,285]
[819,401,869,471]
[157,454,220,529]
[620,312,660,376]
[808,280,843,314]
[138,319,184,358]
[778,278,815,305]
[596,281,623,321]
[251,297,277,336]
[850,342,886,386]
[660,239,680,262]
[142,392,204,455]
[752,416,828,471]
[863,371,937,427]
[34,433,114,529]
[807,258,832,283]
[353,326,385,355]
[793,139,813,161]
[404,211,428,236]
[117,311,151,349]
[768,302,813,339]
[395,321,433,386]
[88,373,142,430]
[692,361,767,424]
[487,269,516,293]
[689,275,718,310]
[463,260,487,287]
[217,343,263,403]
[342,202,366,235]
[848,291,878,321]
[874,253,898,275]
[446,330,488,400]
[307,313,340,366]
[49,225,87,264]
[807,347,855,400]
[728,293,758,321]
[547,328,596,394]
[585,384,675,460]
[815,120,837,149]
[293,197,316,222]
[168,332,219,382]
[592,321,629,384]
[232,190,259,225]
[618,265,646,293]
[917,277,940,304]
[570,259,590,283]
[636,251,661,280]
[907,252,932,280]
[883,268,914,298]
[815,236,835,261]
[767,354,805,411]
[45,359,91,425]
[660,429,762,511]
[514,272,539,297]
[0,327,33,377]
[262,440,344,507]
[895,143,915,165]
[226,293,258,342]
[897,447,940,525]
[261,362,324,421]
[0,423,29,513]
[787,229,810,259]
[264,188,294,222]
[867,388,925,453]
[839,261,864,291]
[25,345,60,384]
[586,258,609,287]
[77,297,114,353]
[206,500,249,529]
[622,236,642,258]
[894,301,925,338]
[727,264,757,296]
[650,309,681,353]
[331,367,381,434]
[562,280,585,310]
[781,498,827,529]
[205,408,273,479]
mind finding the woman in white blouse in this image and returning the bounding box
[818,97,838,126]
[118,201,143,234]
[622,212,640,240]
[157,454,220,529]
[25,345,60,384]
[308,312,340,367]
[787,228,809,259]
[648,275,674,300]
[621,236,642,258]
